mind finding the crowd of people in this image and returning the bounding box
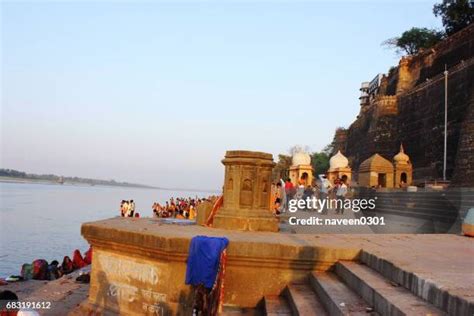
[119,197,210,220]
[152,197,205,220]
[118,176,350,221]
[120,200,139,217]
[271,174,349,215]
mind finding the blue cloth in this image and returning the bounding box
[185,235,229,289]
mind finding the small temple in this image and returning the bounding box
[358,154,394,188]
[327,150,352,184]
[289,150,313,186]
[393,144,412,187]
[357,145,413,188]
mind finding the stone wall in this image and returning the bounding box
[397,59,474,181]
[343,107,398,181]
[335,24,474,186]
[452,87,474,186]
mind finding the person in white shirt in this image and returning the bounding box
[122,200,130,217]
[335,176,348,214]
[279,178,287,213]
[129,200,135,217]
[318,174,332,214]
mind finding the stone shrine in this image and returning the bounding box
[393,144,413,187]
[289,150,313,186]
[327,150,352,184]
[358,154,394,188]
[213,150,279,232]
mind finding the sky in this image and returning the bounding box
[1,1,442,190]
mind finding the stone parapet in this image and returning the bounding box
[81,217,360,315]
[80,218,474,315]
[374,95,398,118]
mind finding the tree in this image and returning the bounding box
[322,143,334,156]
[433,0,474,35]
[311,152,330,177]
[272,154,292,182]
[383,27,444,55]
[288,145,311,156]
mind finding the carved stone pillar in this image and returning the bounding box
[213,150,279,232]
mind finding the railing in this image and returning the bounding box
[206,195,223,227]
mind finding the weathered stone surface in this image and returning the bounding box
[335,262,447,316]
[452,87,474,186]
[213,150,279,232]
[195,200,213,226]
[310,271,371,315]
[80,218,474,315]
[81,217,359,315]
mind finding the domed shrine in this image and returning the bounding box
[289,150,313,186]
[358,154,394,188]
[393,144,412,187]
[358,145,413,188]
[327,150,352,184]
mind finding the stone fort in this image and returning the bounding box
[331,24,474,187]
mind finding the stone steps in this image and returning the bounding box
[261,256,456,316]
[360,251,474,315]
[335,261,447,316]
[373,208,460,217]
[363,207,459,222]
[309,271,374,316]
[283,283,328,316]
[221,306,262,316]
[375,200,460,209]
[262,295,292,316]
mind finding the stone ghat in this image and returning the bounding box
[81,217,360,315]
[355,188,474,233]
[80,217,474,315]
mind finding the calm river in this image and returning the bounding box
[0,182,215,278]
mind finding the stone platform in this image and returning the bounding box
[81,217,474,315]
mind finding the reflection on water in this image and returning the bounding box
[0,182,214,277]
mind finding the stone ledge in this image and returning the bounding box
[81,217,360,267]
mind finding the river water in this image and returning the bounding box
[0,182,215,278]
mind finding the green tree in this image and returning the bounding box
[272,154,292,182]
[383,27,444,55]
[311,152,330,176]
[433,0,474,35]
[322,143,334,156]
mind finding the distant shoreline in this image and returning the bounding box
[0,176,219,193]
[0,176,156,189]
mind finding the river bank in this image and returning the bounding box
[0,182,216,278]
[0,176,157,189]
[1,267,90,316]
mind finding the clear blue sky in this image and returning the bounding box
[1,1,442,190]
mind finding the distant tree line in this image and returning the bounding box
[0,168,156,188]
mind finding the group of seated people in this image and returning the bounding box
[120,199,139,217]
[152,197,204,220]
[17,248,92,282]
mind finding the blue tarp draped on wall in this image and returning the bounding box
[185,235,229,289]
